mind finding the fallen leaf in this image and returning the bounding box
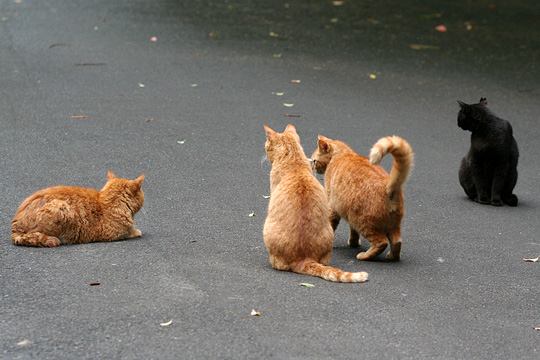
[488,3,496,10]
[272,92,284,96]
[138,83,145,88]
[177,140,185,144]
[290,79,301,84]
[369,73,377,80]
[250,309,261,316]
[465,22,473,31]
[332,1,344,6]
[523,256,539,263]
[283,103,294,107]
[48,43,69,49]
[272,53,282,58]
[269,31,279,38]
[70,115,89,120]
[248,212,255,217]
[300,283,315,288]
[190,83,198,87]
[150,36,158,42]
[89,282,100,286]
[409,43,439,50]
[262,195,270,199]
[435,24,447,33]
[160,320,173,327]
[16,339,31,347]
[330,17,338,23]
[145,117,154,123]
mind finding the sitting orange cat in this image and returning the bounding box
[263,124,368,282]
[12,171,144,247]
[312,135,413,261]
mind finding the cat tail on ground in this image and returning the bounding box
[369,135,414,205]
[292,259,368,283]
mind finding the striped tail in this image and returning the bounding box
[293,260,368,283]
[369,136,414,204]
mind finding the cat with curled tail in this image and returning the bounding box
[312,135,413,261]
[263,124,368,283]
[12,171,145,247]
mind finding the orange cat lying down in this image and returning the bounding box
[263,124,368,282]
[12,171,144,247]
[312,135,413,261]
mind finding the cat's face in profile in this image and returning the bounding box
[264,124,302,163]
[101,171,145,213]
[457,97,488,131]
[311,135,335,174]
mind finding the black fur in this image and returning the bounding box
[457,98,519,206]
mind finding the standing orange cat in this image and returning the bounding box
[12,171,145,247]
[312,135,413,261]
[263,124,368,282]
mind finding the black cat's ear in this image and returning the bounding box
[479,97,488,106]
[457,100,467,108]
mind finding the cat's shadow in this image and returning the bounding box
[460,196,536,210]
[332,244,394,263]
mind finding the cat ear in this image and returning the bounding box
[264,124,276,139]
[132,174,145,190]
[284,124,298,135]
[318,135,331,153]
[457,100,467,108]
[479,97,488,106]
[107,170,117,180]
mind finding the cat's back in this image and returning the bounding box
[267,167,328,228]
[14,185,100,219]
[329,153,387,184]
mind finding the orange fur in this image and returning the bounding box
[12,171,145,247]
[263,124,368,283]
[312,135,413,261]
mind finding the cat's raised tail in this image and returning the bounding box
[369,136,414,199]
[293,259,368,283]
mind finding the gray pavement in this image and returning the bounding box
[1,0,539,359]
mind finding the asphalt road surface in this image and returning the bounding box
[1,0,539,359]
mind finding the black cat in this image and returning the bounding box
[457,98,519,206]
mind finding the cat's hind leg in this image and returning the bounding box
[386,229,402,261]
[502,166,518,206]
[12,232,61,247]
[356,233,388,261]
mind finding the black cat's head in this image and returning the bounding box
[457,98,488,131]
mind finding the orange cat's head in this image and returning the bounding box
[311,135,336,174]
[101,171,145,214]
[263,124,305,164]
